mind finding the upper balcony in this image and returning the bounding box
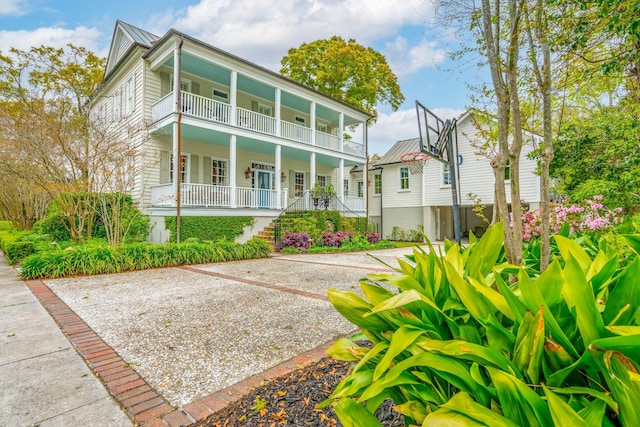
[151,91,366,158]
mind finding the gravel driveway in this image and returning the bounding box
[44,247,419,407]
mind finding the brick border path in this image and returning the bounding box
[25,273,344,427]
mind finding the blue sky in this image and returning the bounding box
[0,0,486,154]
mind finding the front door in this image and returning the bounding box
[257,171,271,208]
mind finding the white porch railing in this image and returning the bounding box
[152,93,174,122]
[315,130,340,151]
[343,140,365,157]
[344,196,366,212]
[151,183,287,209]
[236,107,277,134]
[150,91,365,157]
[281,121,312,144]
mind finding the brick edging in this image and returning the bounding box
[25,280,173,426]
[25,278,356,427]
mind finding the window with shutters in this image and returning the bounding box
[169,153,190,183]
[211,158,228,186]
[112,87,121,120]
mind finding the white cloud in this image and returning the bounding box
[0,26,103,54]
[0,0,28,16]
[147,0,435,72]
[385,36,448,77]
[368,107,465,155]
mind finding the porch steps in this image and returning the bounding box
[256,223,276,252]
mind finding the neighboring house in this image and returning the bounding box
[92,21,370,242]
[369,110,541,241]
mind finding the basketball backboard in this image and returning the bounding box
[415,100,456,164]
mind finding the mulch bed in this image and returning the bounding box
[193,357,405,427]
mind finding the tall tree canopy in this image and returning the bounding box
[280,36,404,121]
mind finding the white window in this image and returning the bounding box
[442,163,451,186]
[317,174,327,189]
[258,103,273,116]
[170,153,190,184]
[294,115,306,125]
[112,87,121,120]
[374,174,382,195]
[211,158,228,186]
[399,167,410,191]
[357,181,364,197]
[317,122,328,133]
[343,179,349,196]
[124,75,134,116]
[505,160,511,182]
[294,171,305,197]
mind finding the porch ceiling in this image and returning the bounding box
[152,123,360,167]
[164,54,363,126]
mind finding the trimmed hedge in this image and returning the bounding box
[19,238,270,279]
[5,241,35,264]
[164,216,255,242]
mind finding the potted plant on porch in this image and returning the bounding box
[322,183,335,209]
[310,182,323,209]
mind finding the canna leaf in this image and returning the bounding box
[466,221,505,279]
[512,307,545,384]
[562,253,607,347]
[603,257,640,326]
[394,400,428,424]
[423,408,490,426]
[327,289,391,331]
[440,392,519,427]
[334,398,384,427]
[555,235,593,273]
[542,385,590,427]
[374,325,425,381]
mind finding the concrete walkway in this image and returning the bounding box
[0,253,132,426]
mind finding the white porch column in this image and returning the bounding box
[338,159,345,201]
[171,43,181,198]
[275,144,282,209]
[275,88,281,136]
[310,101,316,145]
[229,135,237,208]
[310,152,316,190]
[230,70,237,125]
[339,113,344,152]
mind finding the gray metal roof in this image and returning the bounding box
[376,138,422,165]
[117,20,159,48]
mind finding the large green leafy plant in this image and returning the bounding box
[324,222,640,426]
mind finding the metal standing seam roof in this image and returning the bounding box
[117,20,160,48]
[376,138,422,166]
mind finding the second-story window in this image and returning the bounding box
[399,167,410,190]
[211,158,227,186]
[374,174,382,195]
[170,153,190,184]
[258,103,273,116]
[124,75,134,116]
[343,179,349,196]
[112,87,121,120]
[294,171,305,197]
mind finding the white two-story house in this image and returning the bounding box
[364,110,541,241]
[92,21,370,242]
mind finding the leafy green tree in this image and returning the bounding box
[280,36,404,121]
[552,101,640,212]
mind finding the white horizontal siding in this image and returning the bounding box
[381,163,423,208]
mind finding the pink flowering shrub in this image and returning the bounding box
[321,230,354,247]
[281,231,312,252]
[518,196,623,241]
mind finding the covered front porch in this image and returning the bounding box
[150,184,365,213]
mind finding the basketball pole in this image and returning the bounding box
[445,119,462,245]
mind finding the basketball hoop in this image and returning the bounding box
[400,151,430,174]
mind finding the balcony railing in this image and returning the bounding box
[150,91,365,157]
[151,183,288,210]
